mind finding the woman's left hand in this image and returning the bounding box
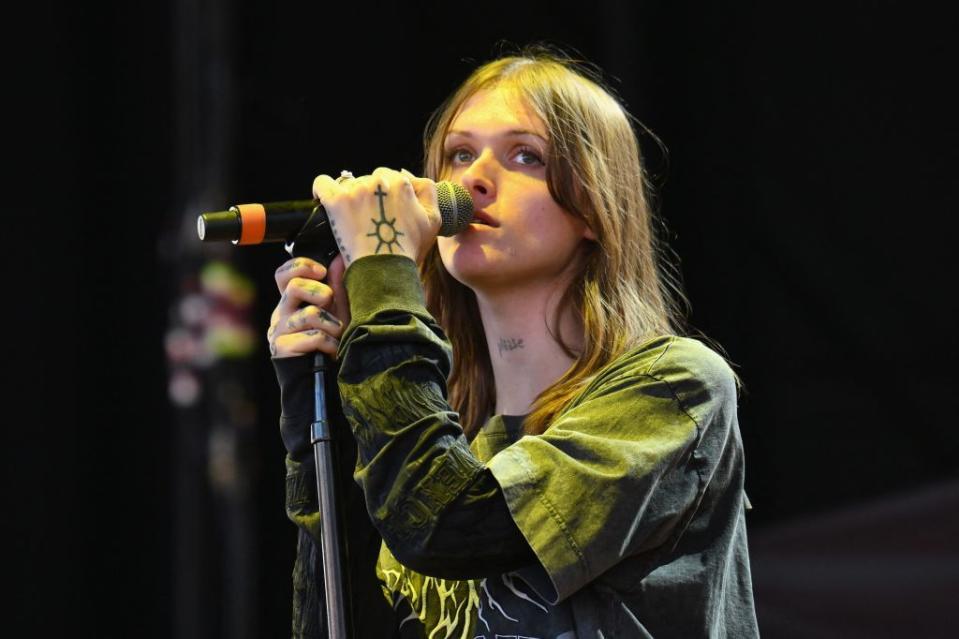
[312,167,443,269]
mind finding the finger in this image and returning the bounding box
[279,277,334,315]
[275,257,327,293]
[272,329,340,359]
[377,167,417,198]
[283,305,345,338]
[326,254,351,328]
[405,174,441,231]
[343,173,375,194]
[267,318,277,346]
[312,173,342,203]
[372,166,400,181]
[406,174,438,205]
[367,167,411,199]
[269,272,331,351]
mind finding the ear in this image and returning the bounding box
[582,224,597,241]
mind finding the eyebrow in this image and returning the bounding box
[445,129,548,143]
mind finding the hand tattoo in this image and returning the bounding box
[367,186,405,254]
[276,260,300,274]
[319,309,342,327]
[305,329,338,345]
[329,216,352,263]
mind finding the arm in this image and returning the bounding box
[275,355,322,537]
[314,168,733,594]
[337,255,739,602]
[268,256,402,637]
[485,335,741,603]
[336,254,536,578]
[274,350,519,574]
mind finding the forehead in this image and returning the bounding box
[449,86,546,137]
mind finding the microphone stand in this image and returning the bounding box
[194,182,471,638]
[309,350,349,639]
[285,207,350,639]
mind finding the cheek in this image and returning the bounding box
[520,199,576,246]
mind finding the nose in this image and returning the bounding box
[460,150,497,209]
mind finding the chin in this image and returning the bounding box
[439,241,509,289]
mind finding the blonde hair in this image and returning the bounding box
[419,48,690,437]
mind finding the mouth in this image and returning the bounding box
[470,210,499,227]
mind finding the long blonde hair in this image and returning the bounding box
[420,48,689,437]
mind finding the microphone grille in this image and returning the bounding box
[436,181,474,236]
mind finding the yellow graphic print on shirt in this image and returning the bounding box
[377,543,575,639]
[377,546,480,639]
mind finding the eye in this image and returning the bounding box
[514,146,545,167]
[447,147,475,165]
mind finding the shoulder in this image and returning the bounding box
[587,335,737,427]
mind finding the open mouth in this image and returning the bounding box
[470,211,499,227]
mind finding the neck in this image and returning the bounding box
[474,277,583,417]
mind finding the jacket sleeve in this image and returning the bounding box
[335,254,535,579]
[485,337,739,603]
[273,354,400,637]
[272,355,325,638]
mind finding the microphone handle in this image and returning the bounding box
[197,200,321,245]
[196,181,473,263]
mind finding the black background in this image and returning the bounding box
[7,1,957,637]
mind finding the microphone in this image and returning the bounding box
[197,181,473,257]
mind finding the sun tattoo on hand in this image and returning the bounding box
[367,186,405,254]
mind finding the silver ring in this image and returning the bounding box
[336,170,354,183]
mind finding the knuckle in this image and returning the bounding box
[321,188,343,204]
[314,284,333,303]
[303,329,330,350]
[274,261,294,285]
[289,276,313,290]
[300,306,319,328]
[284,258,325,278]
[312,175,329,197]
[352,174,373,190]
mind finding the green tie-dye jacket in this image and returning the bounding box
[279,254,759,638]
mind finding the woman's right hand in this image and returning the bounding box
[268,254,350,359]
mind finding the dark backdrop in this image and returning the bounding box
[8,1,956,637]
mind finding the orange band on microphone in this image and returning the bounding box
[235,203,266,245]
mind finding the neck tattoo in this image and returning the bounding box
[498,337,525,357]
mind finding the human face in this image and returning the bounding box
[436,87,594,293]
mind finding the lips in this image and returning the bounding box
[470,209,499,227]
